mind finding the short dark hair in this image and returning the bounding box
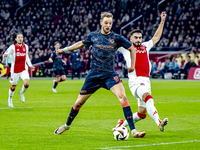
[54,41,60,45]
[130,29,142,36]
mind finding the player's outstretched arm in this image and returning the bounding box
[151,11,167,46]
[127,45,136,73]
[56,41,86,54]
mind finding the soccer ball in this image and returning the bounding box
[113,126,129,141]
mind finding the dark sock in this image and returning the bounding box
[66,105,81,126]
[122,101,135,131]
[53,81,59,88]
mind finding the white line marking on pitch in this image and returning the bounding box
[97,140,200,149]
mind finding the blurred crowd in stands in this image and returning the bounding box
[0,0,200,79]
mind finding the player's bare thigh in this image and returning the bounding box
[110,82,127,104]
[74,94,92,108]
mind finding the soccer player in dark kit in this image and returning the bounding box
[54,12,146,138]
[49,41,66,93]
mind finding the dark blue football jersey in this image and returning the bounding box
[50,50,63,69]
[82,31,132,72]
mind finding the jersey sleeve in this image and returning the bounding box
[117,35,132,49]
[4,45,14,55]
[82,33,93,45]
[142,40,153,52]
[25,44,33,67]
[117,47,131,68]
[50,51,56,60]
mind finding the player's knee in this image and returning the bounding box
[24,84,29,88]
[142,92,151,101]
[137,86,149,100]
[118,94,127,103]
[62,76,66,80]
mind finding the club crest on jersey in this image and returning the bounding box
[92,37,98,42]
[110,39,114,44]
[23,48,25,51]
[17,49,19,51]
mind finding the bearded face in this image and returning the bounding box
[130,33,142,47]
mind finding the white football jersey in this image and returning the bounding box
[4,43,32,73]
[118,40,153,78]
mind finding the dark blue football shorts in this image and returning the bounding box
[54,68,65,77]
[80,70,122,95]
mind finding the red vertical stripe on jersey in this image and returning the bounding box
[14,43,26,73]
[134,45,150,77]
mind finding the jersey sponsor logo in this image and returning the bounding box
[110,39,114,44]
[140,83,145,86]
[194,68,200,79]
[113,76,119,82]
[94,44,114,50]
[16,52,26,56]
[56,55,62,58]
[136,49,147,53]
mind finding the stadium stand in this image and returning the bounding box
[0,0,200,79]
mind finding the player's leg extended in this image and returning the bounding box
[121,105,147,127]
[8,84,17,107]
[110,83,146,138]
[8,72,20,107]
[137,86,168,132]
[54,94,91,135]
[18,79,29,103]
[60,75,66,82]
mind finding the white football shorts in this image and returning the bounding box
[10,70,30,85]
[129,77,151,107]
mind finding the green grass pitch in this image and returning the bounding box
[0,78,200,150]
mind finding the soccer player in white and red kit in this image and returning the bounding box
[115,12,168,132]
[3,33,35,107]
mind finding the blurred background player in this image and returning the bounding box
[3,33,35,108]
[6,54,11,79]
[54,12,146,138]
[49,41,66,93]
[116,12,168,132]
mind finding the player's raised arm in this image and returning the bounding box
[56,41,86,54]
[151,11,167,46]
[127,45,136,73]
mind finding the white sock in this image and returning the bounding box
[122,112,144,127]
[146,98,160,126]
[133,112,146,123]
[9,88,15,99]
[20,85,28,94]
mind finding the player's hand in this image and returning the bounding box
[56,49,64,54]
[161,11,167,21]
[128,67,134,73]
[3,54,8,58]
[30,66,35,71]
